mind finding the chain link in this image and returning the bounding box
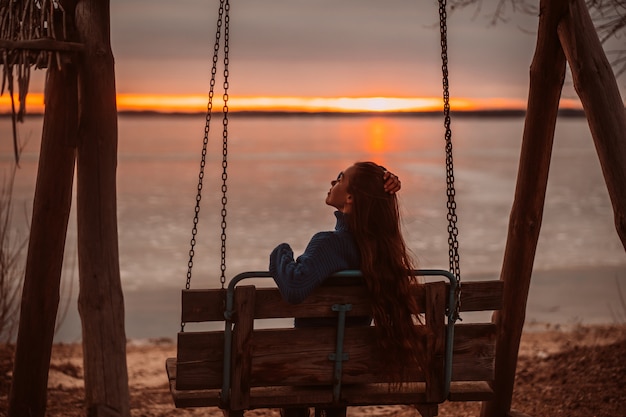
[182,0,229,332]
[220,0,230,288]
[438,0,462,321]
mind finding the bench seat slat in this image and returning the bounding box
[255,286,375,318]
[247,323,496,386]
[452,323,497,380]
[167,362,494,410]
[181,280,503,322]
[172,322,496,391]
[167,357,223,408]
[457,280,503,311]
[175,332,224,390]
[177,331,224,362]
[448,381,494,401]
[181,289,227,323]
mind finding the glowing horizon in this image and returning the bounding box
[0,93,585,114]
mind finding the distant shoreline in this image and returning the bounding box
[0,108,588,118]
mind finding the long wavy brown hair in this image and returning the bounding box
[345,161,428,380]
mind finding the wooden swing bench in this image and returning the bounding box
[166,270,503,417]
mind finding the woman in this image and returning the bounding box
[270,163,402,303]
[270,162,428,400]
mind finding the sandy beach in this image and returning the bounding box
[1,323,624,417]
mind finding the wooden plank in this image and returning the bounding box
[342,381,495,405]
[175,332,224,390]
[172,322,496,392]
[231,286,256,409]
[181,289,227,322]
[178,280,503,322]
[0,38,84,52]
[425,281,446,402]
[241,323,494,387]
[452,324,497,381]
[176,331,225,363]
[168,357,222,408]
[169,381,222,408]
[166,358,177,381]
[457,281,503,312]
[248,386,334,408]
[341,382,428,404]
[254,285,375,318]
[249,280,502,318]
[168,377,494,409]
[176,361,223,391]
[448,381,494,401]
[250,327,340,386]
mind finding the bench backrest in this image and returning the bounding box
[175,272,503,409]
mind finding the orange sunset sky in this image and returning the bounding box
[0,1,622,114]
[0,93,586,114]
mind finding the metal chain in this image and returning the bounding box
[220,0,230,289]
[182,0,228,332]
[438,0,462,321]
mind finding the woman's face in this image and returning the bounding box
[326,165,355,213]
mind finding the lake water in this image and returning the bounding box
[1,113,625,342]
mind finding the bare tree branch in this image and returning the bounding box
[449,0,626,77]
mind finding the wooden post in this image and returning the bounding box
[480,1,569,416]
[557,0,626,251]
[74,1,130,416]
[8,62,79,416]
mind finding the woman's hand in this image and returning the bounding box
[383,171,401,194]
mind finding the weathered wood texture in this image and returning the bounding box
[557,0,626,250]
[8,61,79,417]
[483,1,626,416]
[74,0,130,416]
[181,280,503,323]
[167,278,503,416]
[480,1,569,417]
[0,39,83,52]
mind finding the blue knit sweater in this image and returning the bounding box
[269,211,360,304]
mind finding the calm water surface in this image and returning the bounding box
[1,114,624,341]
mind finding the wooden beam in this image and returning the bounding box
[74,0,130,416]
[7,56,78,417]
[181,280,504,322]
[480,1,569,416]
[0,38,84,52]
[557,0,626,251]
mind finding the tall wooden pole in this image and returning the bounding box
[557,0,626,251]
[7,1,81,413]
[7,62,79,416]
[483,1,626,416]
[480,1,569,416]
[74,1,130,416]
